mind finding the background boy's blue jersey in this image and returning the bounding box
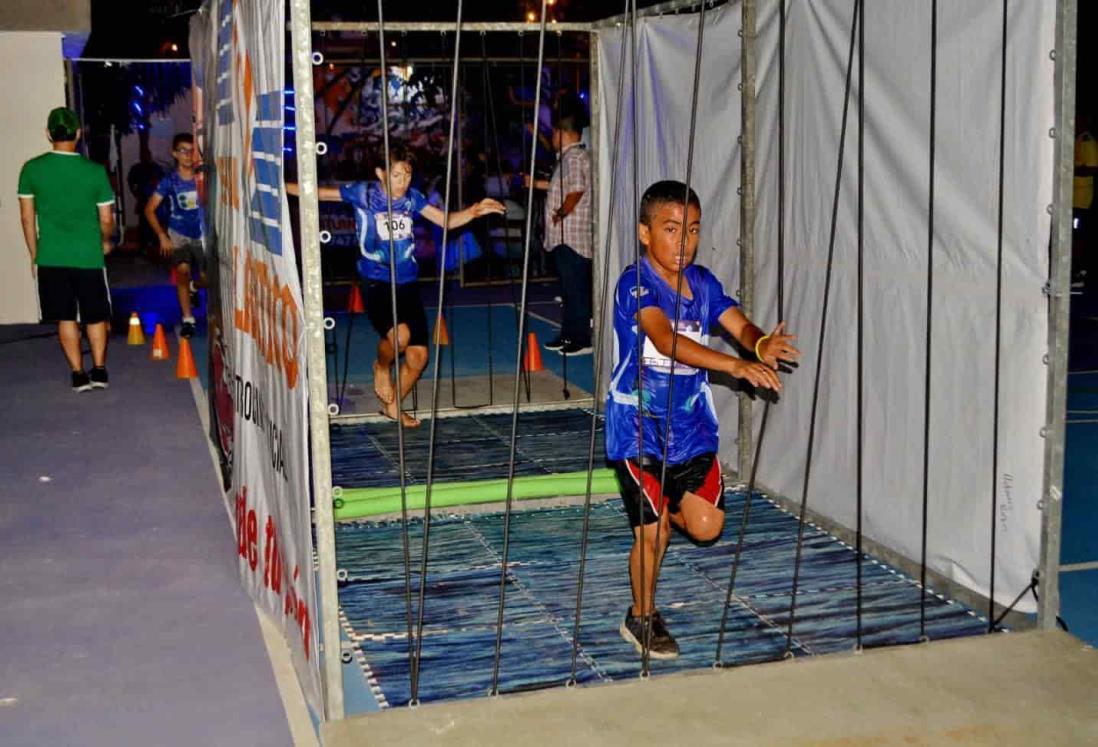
[605,258,738,464]
[155,171,204,240]
[340,181,427,285]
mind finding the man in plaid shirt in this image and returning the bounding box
[529,95,593,355]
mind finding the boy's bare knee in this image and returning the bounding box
[405,345,428,372]
[681,494,725,543]
[176,263,192,279]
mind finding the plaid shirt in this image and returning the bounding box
[544,142,593,259]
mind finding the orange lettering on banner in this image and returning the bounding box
[216,156,240,209]
[231,245,302,391]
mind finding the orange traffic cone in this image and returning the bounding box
[150,324,170,360]
[347,283,365,313]
[523,331,544,373]
[176,337,198,379]
[127,312,146,345]
[433,315,450,346]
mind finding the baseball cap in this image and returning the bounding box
[47,107,80,140]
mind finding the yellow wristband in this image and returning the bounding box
[754,334,770,361]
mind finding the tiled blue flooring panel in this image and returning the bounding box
[330,408,605,489]
[335,491,989,709]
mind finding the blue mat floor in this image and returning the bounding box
[334,491,989,709]
[331,408,605,489]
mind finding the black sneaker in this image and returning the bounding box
[543,336,565,351]
[180,319,196,339]
[71,370,93,392]
[560,340,593,356]
[89,366,109,389]
[619,607,680,659]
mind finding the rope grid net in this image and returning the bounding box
[313,0,1026,708]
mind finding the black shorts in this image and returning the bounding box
[363,280,428,347]
[612,452,725,528]
[169,231,207,275]
[37,266,112,324]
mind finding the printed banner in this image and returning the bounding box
[191,0,322,710]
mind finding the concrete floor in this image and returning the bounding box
[323,630,1098,746]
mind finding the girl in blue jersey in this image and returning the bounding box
[290,145,503,426]
[606,180,801,658]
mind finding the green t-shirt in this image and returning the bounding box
[17,151,115,269]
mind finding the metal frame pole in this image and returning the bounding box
[589,32,603,377]
[1037,0,1076,630]
[288,0,345,720]
[312,21,592,33]
[737,0,758,478]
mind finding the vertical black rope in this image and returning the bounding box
[480,33,497,407]
[568,0,632,686]
[855,0,865,650]
[918,0,938,642]
[783,0,860,658]
[516,31,533,403]
[490,0,549,696]
[777,0,786,324]
[646,0,708,677]
[374,0,416,698]
[555,30,572,400]
[715,0,790,667]
[410,3,464,705]
[628,0,648,672]
[989,0,1008,632]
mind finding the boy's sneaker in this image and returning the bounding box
[180,318,196,339]
[89,366,109,389]
[560,339,593,356]
[543,336,565,351]
[619,607,680,659]
[71,370,93,392]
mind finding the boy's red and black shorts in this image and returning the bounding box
[611,452,725,528]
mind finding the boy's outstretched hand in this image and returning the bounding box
[728,358,783,392]
[470,198,506,217]
[756,321,801,370]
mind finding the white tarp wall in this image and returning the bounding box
[597,0,1054,613]
[191,0,323,709]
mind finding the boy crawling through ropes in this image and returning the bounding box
[289,145,503,426]
[606,180,801,658]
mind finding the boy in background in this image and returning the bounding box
[290,145,504,426]
[146,133,205,338]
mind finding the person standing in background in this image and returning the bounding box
[17,107,116,391]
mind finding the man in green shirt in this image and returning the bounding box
[18,107,116,391]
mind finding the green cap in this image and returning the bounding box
[47,107,80,139]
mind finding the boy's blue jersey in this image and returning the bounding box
[155,171,204,240]
[605,258,738,464]
[339,181,428,285]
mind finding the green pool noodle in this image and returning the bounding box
[334,468,620,520]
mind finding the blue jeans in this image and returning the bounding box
[550,244,592,345]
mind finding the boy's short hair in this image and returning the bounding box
[172,133,194,150]
[374,143,415,173]
[640,180,702,225]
